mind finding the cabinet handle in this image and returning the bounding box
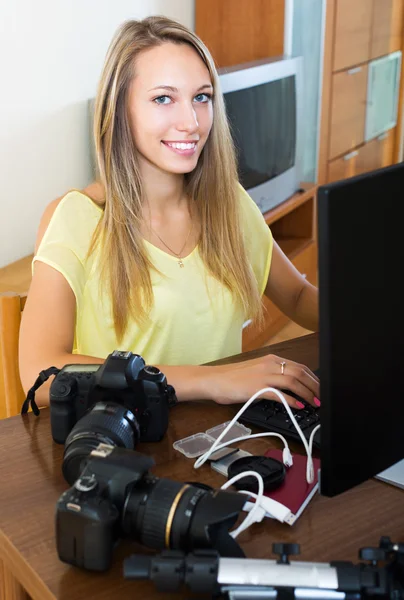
[343,150,359,161]
[347,66,362,75]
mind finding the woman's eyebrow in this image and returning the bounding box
[148,84,213,93]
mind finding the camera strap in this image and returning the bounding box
[21,366,61,416]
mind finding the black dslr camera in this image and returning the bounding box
[56,444,246,572]
[47,350,177,484]
[49,350,176,445]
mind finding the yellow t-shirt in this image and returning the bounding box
[33,185,273,365]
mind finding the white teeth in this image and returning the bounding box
[166,142,196,150]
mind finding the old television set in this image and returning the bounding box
[219,56,303,215]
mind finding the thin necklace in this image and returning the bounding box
[150,220,194,268]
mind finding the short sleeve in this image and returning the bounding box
[237,183,273,295]
[32,191,101,307]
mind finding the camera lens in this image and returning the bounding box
[62,402,140,485]
[122,477,209,550]
[122,475,245,554]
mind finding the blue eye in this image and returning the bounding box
[154,95,172,105]
[194,93,212,103]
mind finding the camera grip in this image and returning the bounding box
[56,487,119,571]
[50,377,77,444]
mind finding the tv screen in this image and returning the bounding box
[223,75,297,190]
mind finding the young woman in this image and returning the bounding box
[19,16,320,408]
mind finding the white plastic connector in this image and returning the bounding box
[282,446,293,468]
[242,493,292,523]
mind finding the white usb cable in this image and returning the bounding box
[191,387,320,538]
[221,471,264,538]
[220,472,294,537]
[193,387,320,484]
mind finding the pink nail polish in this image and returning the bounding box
[314,397,321,407]
[296,401,305,409]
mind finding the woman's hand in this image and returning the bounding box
[206,354,320,409]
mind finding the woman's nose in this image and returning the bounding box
[176,103,199,133]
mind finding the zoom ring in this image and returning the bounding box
[68,412,135,448]
[141,479,185,550]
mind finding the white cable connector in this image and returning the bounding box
[191,387,321,539]
[241,492,292,524]
[194,386,320,484]
[282,446,293,468]
[221,471,264,538]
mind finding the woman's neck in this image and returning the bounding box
[140,158,188,217]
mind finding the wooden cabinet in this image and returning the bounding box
[370,0,404,60]
[195,0,284,68]
[329,65,368,159]
[333,0,373,71]
[318,0,403,183]
[328,129,393,181]
[328,128,395,182]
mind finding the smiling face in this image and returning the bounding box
[127,42,214,176]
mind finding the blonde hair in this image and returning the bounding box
[91,15,263,341]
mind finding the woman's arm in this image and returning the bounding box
[19,260,105,405]
[19,197,104,405]
[264,241,319,332]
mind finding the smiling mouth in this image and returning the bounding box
[161,141,198,155]
[162,141,197,150]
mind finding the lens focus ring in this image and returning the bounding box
[140,479,185,550]
[65,408,137,449]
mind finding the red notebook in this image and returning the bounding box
[264,449,320,525]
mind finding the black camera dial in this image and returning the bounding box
[74,474,98,493]
[143,366,161,377]
[53,377,77,398]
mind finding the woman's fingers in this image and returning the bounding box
[212,354,320,407]
[282,368,320,405]
[260,374,318,408]
[268,354,319,384]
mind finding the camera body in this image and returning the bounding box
[49,350,176,444]
[56,445,246,572]
[56,444,155,571]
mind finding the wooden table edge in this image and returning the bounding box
[0,501,57,599]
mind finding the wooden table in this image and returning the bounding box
[1,333,403,599]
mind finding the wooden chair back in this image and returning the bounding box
[0,292,27,419]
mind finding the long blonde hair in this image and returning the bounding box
[91,16,263,341]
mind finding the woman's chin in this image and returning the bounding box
[162,160,199,175]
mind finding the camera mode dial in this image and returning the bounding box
[143,366,162,379]
[74,474,98,493]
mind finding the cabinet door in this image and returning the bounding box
[328,149,362,182]
[327,129,395,182]
[333,0,373,71]
[195,0,285,68]
[329,65,368,159]
[371,0,404,60]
